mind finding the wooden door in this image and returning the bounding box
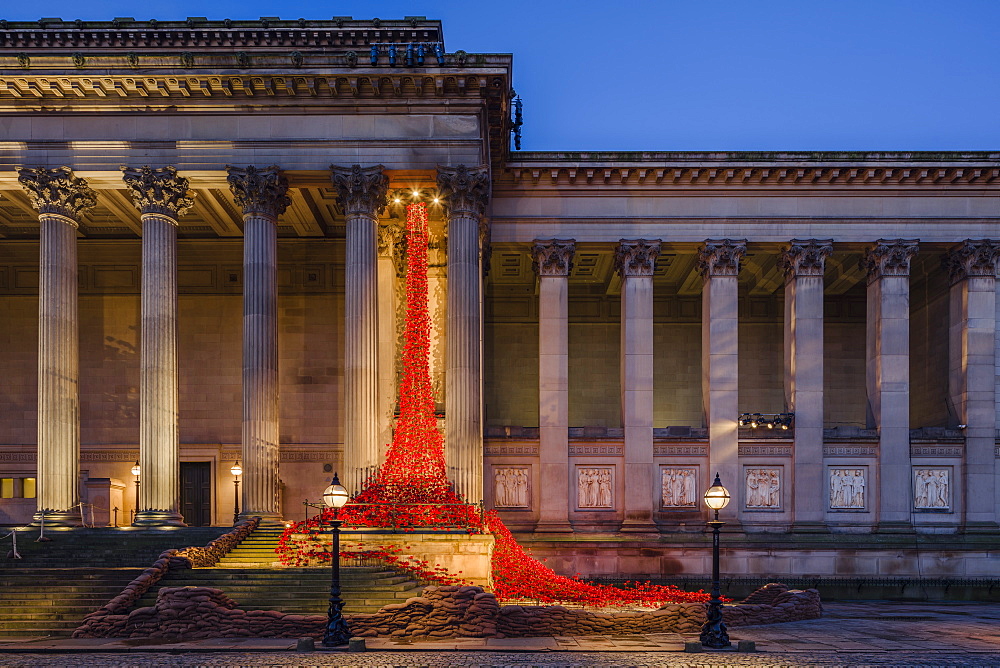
[180,462,212,526]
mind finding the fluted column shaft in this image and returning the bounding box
[532,240,575,532]
[137,213,183,524]
[616,240,660,532]
[699,240,746,525]
[331,164,389,495]
[445,209,484,503]
[945,241,1000,532]
[865,239,918,531]
[18,167,95,527]
[228,165,290,524]
[37,212,82,523]
[122,165,193,527]
[344,211,379,493]
[782,240,832,531]
[242,213,280,520]
[438,165,490,504]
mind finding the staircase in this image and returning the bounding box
[216,525,285,566]
[135,525,426,614]
[0,569,137,638]
[0,526,229,638]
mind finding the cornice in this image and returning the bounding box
[499,163,1000,189]
[0,18,444,51]
[0,70,510,101]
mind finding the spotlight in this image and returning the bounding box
[394,198,401,204]
[432,197,439,204]
[411,189,420,197]
[766,421,774,429]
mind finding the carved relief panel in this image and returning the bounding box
[577,467,614,509]
[493,467,530,509]
[744,467,782,510]
[913,467,951,511]
[660,467,698,508]
[829,467,867,510]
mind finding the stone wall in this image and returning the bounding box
[569,322,620,427]
[74,582,820,640]
[654,323,702,427]
[285,531,495,587]
[483,321,538,427]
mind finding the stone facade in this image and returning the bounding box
[1,17,999,578]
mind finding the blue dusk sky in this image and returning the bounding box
[4,1,999,152]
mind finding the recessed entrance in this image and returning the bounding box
[180,462,212,526]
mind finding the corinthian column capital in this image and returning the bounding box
[943,239,1000,284]
[697,239,746,278]
[330,164,389,217]
[614,239,660,278]
[531,239,576,277]
[121,165,195,218]
[780,239,833,280]
[436,164,490,218]
[863,239,918,283]
[226,165,290,218]
[17,166,96,222]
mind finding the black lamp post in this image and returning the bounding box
[322,473,351,647]
[230,461,243,525]
[130,461,141,523]
[701,472,731,649]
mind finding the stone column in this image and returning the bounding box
[780,240,833,532]
[531,239,576,532]
[864,239,918,532]
[122,166,194,526]
[944,240,1000,532]
[331,165,389,495]
[18,167,96,526]
[437,165,490,504]
[699,239,746,524]
[376,222,404,468]
[616,239,660,532]
[228,165,290,524]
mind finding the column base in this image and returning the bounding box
[962,521,1000,534]
[241,511,284,526]
[534,521,574,534]
[790,521,830,534]
[133,510,187,527]
[875,521,914,534]
[32,508,83,527]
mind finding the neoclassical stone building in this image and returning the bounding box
[1,17,999,578]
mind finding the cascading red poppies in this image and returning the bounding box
[276,201,711,607]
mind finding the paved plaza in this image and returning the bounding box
[1,602,999,666]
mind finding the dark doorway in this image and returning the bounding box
[180,462,212,526]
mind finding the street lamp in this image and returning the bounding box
[230,461,243,525]
[701,472,731,649]
[130,461,141,523]
[322,473,351,647]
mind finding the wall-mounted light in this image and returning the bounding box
[739,412,794,430]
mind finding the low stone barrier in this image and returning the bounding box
[73,581,821,640]
[72,517,260,638]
